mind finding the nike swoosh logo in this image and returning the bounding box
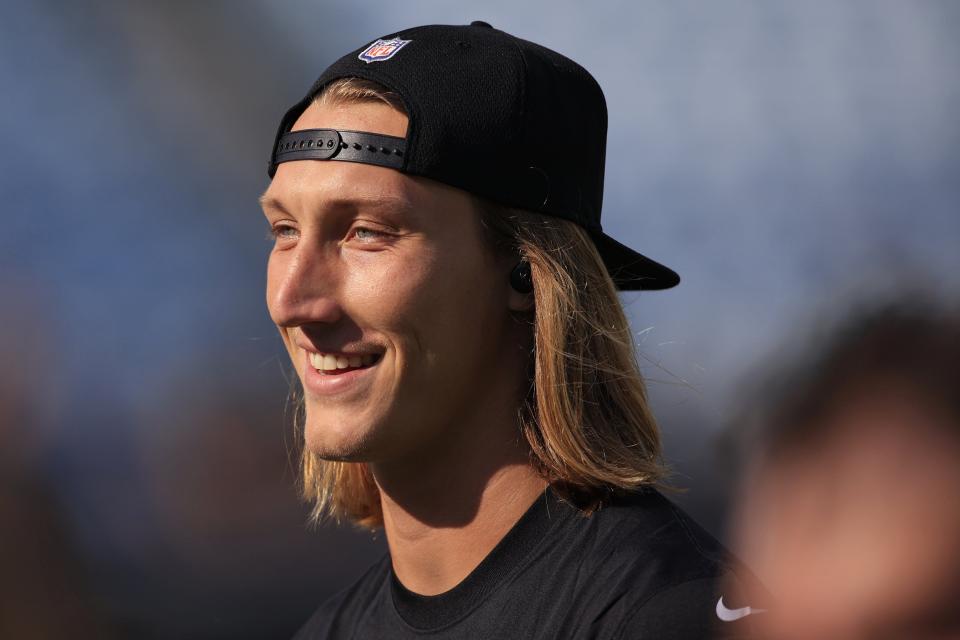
[716,596,767,622]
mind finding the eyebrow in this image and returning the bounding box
[258,193,417,218]
[258,194,291,216]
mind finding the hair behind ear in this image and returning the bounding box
[477,200,669,512]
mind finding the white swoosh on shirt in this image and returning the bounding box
[716,596,767,622]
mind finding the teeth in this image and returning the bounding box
[308,351,378,372]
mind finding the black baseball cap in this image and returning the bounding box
[268,21,679,291]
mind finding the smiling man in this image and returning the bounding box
[261,22,763,640]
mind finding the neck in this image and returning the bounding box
[372,409,547,596]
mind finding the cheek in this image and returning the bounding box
[341,244,462,332]
[342,245,502,354]
[343,250,436,315]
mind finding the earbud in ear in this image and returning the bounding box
[509,261,533,294]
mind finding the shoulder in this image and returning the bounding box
[572,489,769,638]
[583,488,732,579]
[291,554,390,640]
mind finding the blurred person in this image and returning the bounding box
[262,22,764,639]
[0,286,117,639]
[731,302,960,640]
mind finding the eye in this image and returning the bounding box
[349,226,390,243]
[353,227,384,240]
[267,223,299,243]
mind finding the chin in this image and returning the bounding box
[301,403,382,461]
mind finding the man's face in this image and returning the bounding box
[261,99,516,463]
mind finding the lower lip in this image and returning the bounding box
[302,354,379,396]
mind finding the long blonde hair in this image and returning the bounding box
[292,78,667,528]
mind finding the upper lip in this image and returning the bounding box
[294,339,380,357]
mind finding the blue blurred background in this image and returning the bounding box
[1,1,958,637]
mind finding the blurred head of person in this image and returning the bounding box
[731,301,960,640]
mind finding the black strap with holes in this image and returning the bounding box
[271,128,406,172]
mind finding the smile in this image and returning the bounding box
[308,351,382,374]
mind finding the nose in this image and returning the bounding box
[267,245,343,328]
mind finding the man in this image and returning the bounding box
[261,21,763,639]
[731,303,960,640]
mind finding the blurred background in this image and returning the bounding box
[1,1,958,637]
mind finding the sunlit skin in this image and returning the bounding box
[261,99,546,595]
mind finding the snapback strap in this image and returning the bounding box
[271,128,406,172]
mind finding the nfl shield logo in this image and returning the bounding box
[358,38,412,63]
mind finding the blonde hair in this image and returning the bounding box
[293,78,667,528]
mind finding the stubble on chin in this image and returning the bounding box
[301,400,379,462]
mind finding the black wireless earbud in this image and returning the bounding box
[509,261,533,294]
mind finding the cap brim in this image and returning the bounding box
[590,231,680,291]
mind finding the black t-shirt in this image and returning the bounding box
[293,487,767,639]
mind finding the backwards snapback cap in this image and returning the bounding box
[268,21,679,291]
